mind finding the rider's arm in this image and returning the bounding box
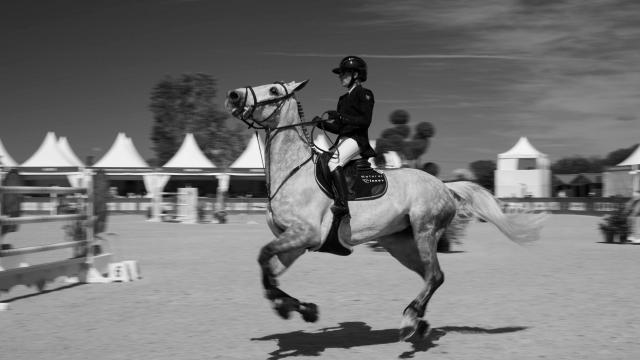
[317,118,341,134]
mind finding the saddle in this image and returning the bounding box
[314,152,387,201]
[313,152,388,256]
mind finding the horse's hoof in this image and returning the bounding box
[416,319,430,339]
[273,298,297,320]
[299,302,319,323]
[399,325,416,341]
[399,316,418,341]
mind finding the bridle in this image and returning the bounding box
[232,81,295,130]
[229,82,331,202]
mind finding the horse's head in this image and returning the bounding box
[225,80,309,129]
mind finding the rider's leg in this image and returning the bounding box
[328,138,360,217]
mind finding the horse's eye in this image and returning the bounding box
[269,86,279,96]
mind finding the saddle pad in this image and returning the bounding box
[314,153,388,201]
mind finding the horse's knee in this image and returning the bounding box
[306,235,321,250]
[257,243,276,265]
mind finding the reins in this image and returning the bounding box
[240,83,329,202]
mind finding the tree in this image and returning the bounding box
[549,144,638,174]
[149,73,247,168]
[374,109,435,168]
[469,160,496,191]
[422,162,440,177]
[603,144,639,167]
[551,156,603,174]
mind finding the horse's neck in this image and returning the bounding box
[267,100,312,193]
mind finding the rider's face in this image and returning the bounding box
[339,71,354,88]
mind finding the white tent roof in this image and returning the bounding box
[57,136,84,167]
[498,137,546,158]
[93,132,149,168]
[617,145,640,166]
[230,135,265,169]
[21,132,77,167]
[0,138,17,167]
[163,133,216,168]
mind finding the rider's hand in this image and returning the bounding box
[312,116,323,122]
[326,110,340,120]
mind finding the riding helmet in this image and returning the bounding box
[332,56,367,81]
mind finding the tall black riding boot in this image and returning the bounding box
[330,166,350,218]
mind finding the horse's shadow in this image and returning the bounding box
[252,321,528,359]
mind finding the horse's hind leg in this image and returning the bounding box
[258,223,320,322]
[379,225,447,340]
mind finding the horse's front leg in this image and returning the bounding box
[257,222,321,322]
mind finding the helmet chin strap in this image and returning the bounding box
[346,72,358,89]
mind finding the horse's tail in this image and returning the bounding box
[445,181,546,245]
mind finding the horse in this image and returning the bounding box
[225,80,544,340]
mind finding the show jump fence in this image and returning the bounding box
[0,182,113,303]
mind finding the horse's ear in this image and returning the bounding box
[293,79,309,92]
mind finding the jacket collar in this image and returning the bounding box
[347,84,361,94]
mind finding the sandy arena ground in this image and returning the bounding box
[1,213,640,360]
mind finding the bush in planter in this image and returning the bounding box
[214,210,227,224]
[599,206,631,242]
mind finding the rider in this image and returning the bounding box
[316,56,376,218]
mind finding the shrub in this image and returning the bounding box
[599,206,631,237]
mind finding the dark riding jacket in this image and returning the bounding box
[320,85,376,158]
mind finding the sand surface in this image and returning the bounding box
[1,213,639,359]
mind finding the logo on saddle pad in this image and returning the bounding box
[314,153,388,201]
[360,174,385,184]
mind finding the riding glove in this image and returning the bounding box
[326,110,341,120]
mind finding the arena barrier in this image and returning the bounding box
[0,182,115,309]
[499,196,630,215]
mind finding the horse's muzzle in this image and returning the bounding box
[225,90,246,118]
[227,90,242,105]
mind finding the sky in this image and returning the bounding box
[1,0,638,176]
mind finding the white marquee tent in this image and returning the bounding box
[92,132,149,169]
[163,133,217,170]
[154,132,221,197]
[0,138,17,167]
[57,136,85,167]
[16,132,84,186]
[90,133,151,198]
[143,133,221,221]
[495,137,551,197]
[21,132,77,169]
[228,134,265,176]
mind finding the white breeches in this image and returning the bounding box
[328,137,361,171]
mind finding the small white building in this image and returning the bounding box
[605,144,640,196]
[494,137,551,198]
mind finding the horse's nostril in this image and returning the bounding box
[228,91,241,104]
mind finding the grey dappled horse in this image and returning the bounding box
[225,80,544,340]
